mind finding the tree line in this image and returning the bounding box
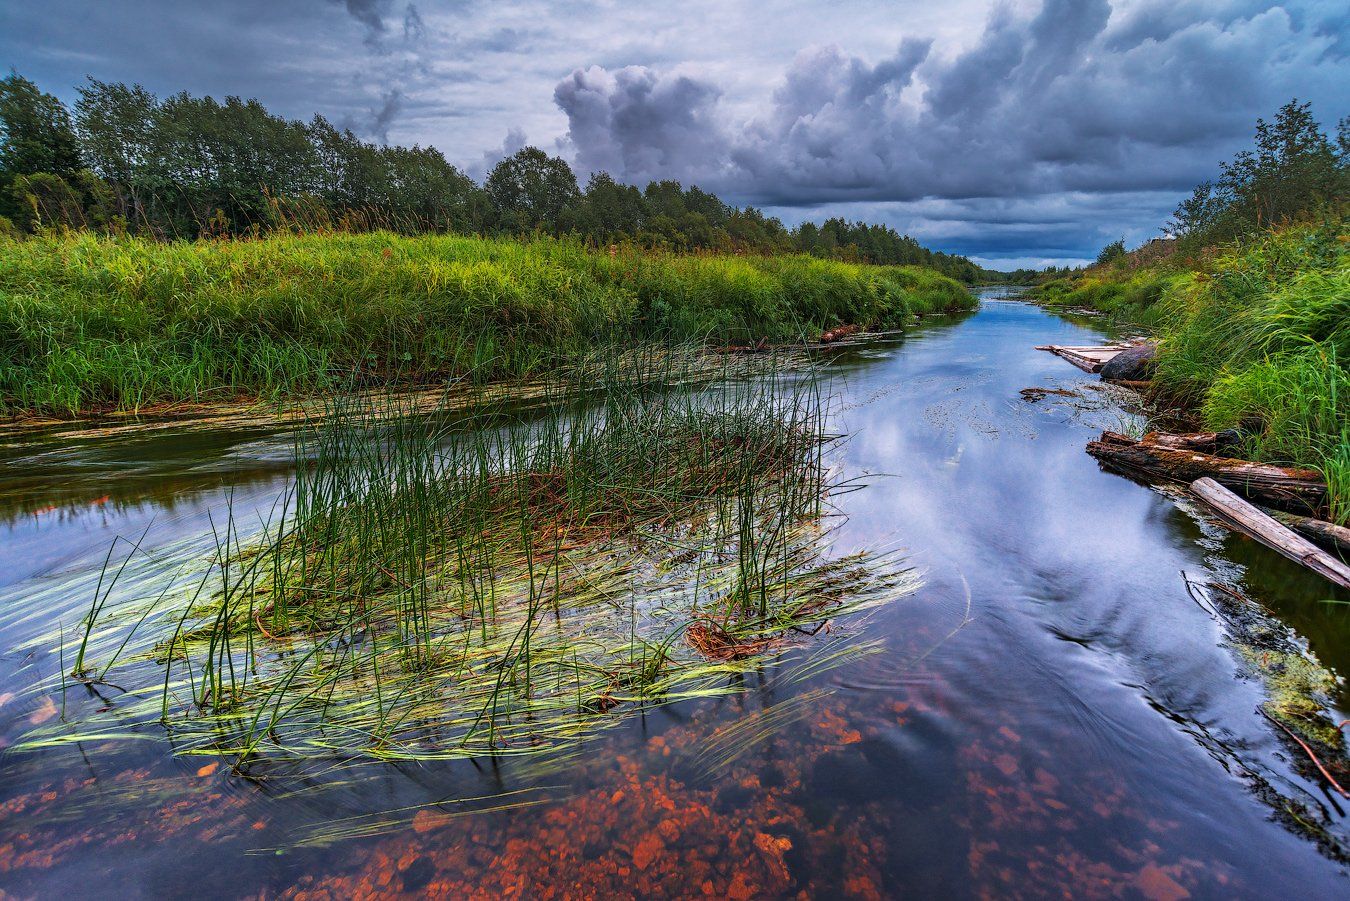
[1073,99,1347,272]
[1164,100,1346,253]
[0,72,986,282]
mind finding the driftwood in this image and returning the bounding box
[1019,386,1079,402]
[1086,431,1326,514]
[820,324,861,344]
[716,337,770,354]
[1138,429,1242,455]
[1190,478,1350,590]
[1267,510,1350,557]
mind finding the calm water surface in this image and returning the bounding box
[2,291,1347,898]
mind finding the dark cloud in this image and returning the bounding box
[331,0,390,43]
[369,90,404,143]
[554,66,728,183]
[2,0,1345,264]
[548,0,1345,261]
[326,1,427,140]
[403,4,427,42]
[575,0,1338,204]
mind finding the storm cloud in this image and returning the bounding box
[555,0,1345,206]
[553,66,729,184]
[2,0,1346,265]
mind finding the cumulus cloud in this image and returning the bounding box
[556,0,1347,208]
[554,65,729,183]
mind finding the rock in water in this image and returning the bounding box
[1101,342,1157,381]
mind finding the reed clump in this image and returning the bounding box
[28,351,917,765]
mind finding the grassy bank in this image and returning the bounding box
[1034,218,1349,523]
[0,230,974,417]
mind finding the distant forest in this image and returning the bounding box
[0,73,989,282]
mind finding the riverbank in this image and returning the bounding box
[0,231,975,418]
[1033,217,1349,524]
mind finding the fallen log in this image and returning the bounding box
[820,324,861,344]
[1267,510,1350,557]
[1139,429,1242,455]
[1191,478,1350,590]
[715,337,770,354]
[1087,431,1326,513]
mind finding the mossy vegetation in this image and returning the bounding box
[0,230,974,418]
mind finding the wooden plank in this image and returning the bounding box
[1267,510,1350,557]
[1035,346,1105,372]
[1087,431,1326,513]
[1191,477,1350,590]
[1035,344,1131,373]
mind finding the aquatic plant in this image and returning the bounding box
[19,350,917,766]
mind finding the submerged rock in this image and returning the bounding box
[1100,342,1157,381]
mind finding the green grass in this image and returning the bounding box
[1035,217,1350,523]
[1033,269,1177,327]
[20,352,918,765]
[0,230,975,417]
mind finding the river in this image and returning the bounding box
[1,289,1346,897]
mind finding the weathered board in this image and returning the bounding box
[1191,477,1350,590]
[1034,343,1132,373]
[1268,510,1350,557]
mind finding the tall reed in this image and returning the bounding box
[26,349,917,765]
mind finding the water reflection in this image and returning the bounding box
[1,291,1346,897]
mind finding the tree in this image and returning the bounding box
[1095,238,1127,266]
[569,171,647,242]
[8,169,117,233]
[1167,182,1225,238]
[9,172,84,230]
[3,69,988,275]
[74,78,158,226]
[380,143,485,232]
[643,180,687,220]
[1217,99,1345,231]
[795,221,820,254]
[0,73,83,219]
[485,147,579,233]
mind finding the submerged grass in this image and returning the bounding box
[0,230,975,417]
[19,350,918,766]
[1033,218,1350,523]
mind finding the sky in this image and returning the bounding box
[2,0,1346,268]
